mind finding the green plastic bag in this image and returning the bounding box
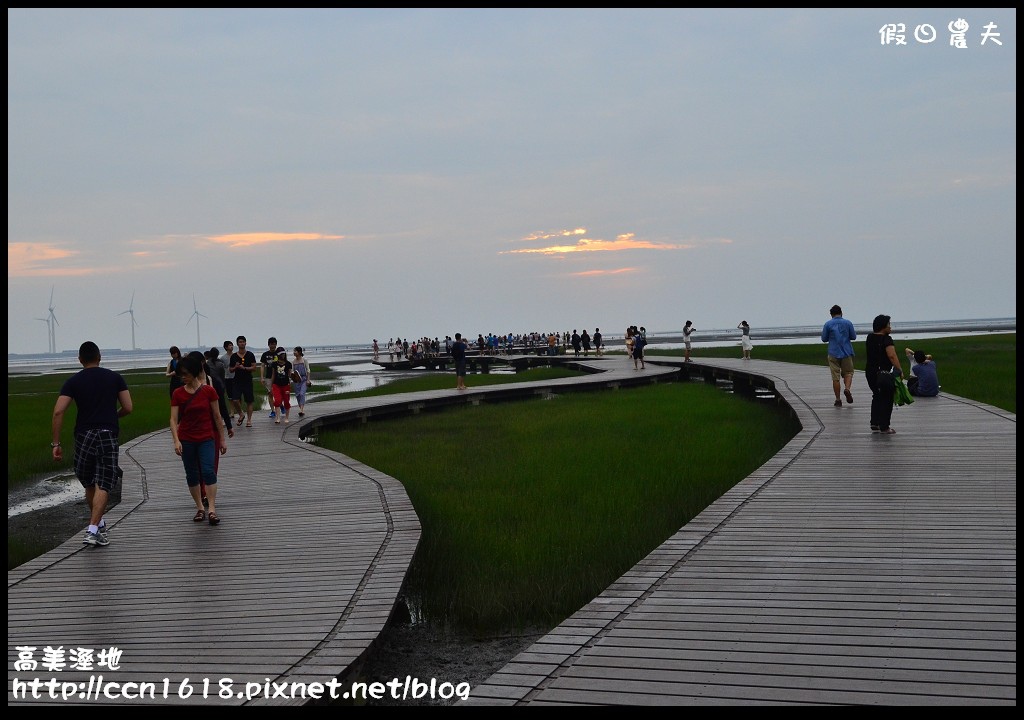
[893,375,914,407]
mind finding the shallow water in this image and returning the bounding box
[8,473,81,518]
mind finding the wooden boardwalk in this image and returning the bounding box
[8,356,1015,705]
[7,357,672,705]
[467,358,1016,705]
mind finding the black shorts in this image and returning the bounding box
[232,379,254,403]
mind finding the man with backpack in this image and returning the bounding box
[632,326,646,370]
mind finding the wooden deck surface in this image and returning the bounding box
[8,356,1015,705]
[466,358,1016,705]
[7,357,671,705]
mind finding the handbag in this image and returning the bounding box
[893,375,914,407]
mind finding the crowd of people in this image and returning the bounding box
[155,335,315,527]
[382,330,608,362]
[50,312,946,547]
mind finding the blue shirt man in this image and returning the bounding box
[821,304,857,407]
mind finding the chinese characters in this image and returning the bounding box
[879,20,1003,47]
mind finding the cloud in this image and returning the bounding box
[207,232,345,248]
[501,232,695,256]
[7,243,93,277]
[9,241,181,277]
[521,228,587,242]
[570,267,639,277]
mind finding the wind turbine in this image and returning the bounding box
[117,291,140,351]
[36,317,52,353]
[40,287,58,354]
[185,294,208,349]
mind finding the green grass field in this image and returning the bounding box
[318,380,799,631]
[9,335,1015,625]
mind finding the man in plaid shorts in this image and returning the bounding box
[51,341,133,547]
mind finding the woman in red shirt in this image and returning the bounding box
[170,354,228,524]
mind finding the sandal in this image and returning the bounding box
[193,509,206,522]
[236,416,244,426]
[246,422,253,428]
[208,512,220,526]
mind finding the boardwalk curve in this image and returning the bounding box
[467,358,1016,705]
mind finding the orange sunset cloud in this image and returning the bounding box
[207,232,345,248]
[570,267,639,277]
[7,243,93,277]
[502,233,692,255]
[521,228,587,242]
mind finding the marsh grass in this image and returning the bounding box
[318,381,799,631]
[646,332,1016,413]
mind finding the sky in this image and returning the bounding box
[7,9,1017,356]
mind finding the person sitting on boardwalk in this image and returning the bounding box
[904,347,940,397]
[51,341,133,548]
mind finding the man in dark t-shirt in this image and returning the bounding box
[260,337,280,418]
[452,332,468,391]
[229,335,258,427]
[51,341,133,547]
